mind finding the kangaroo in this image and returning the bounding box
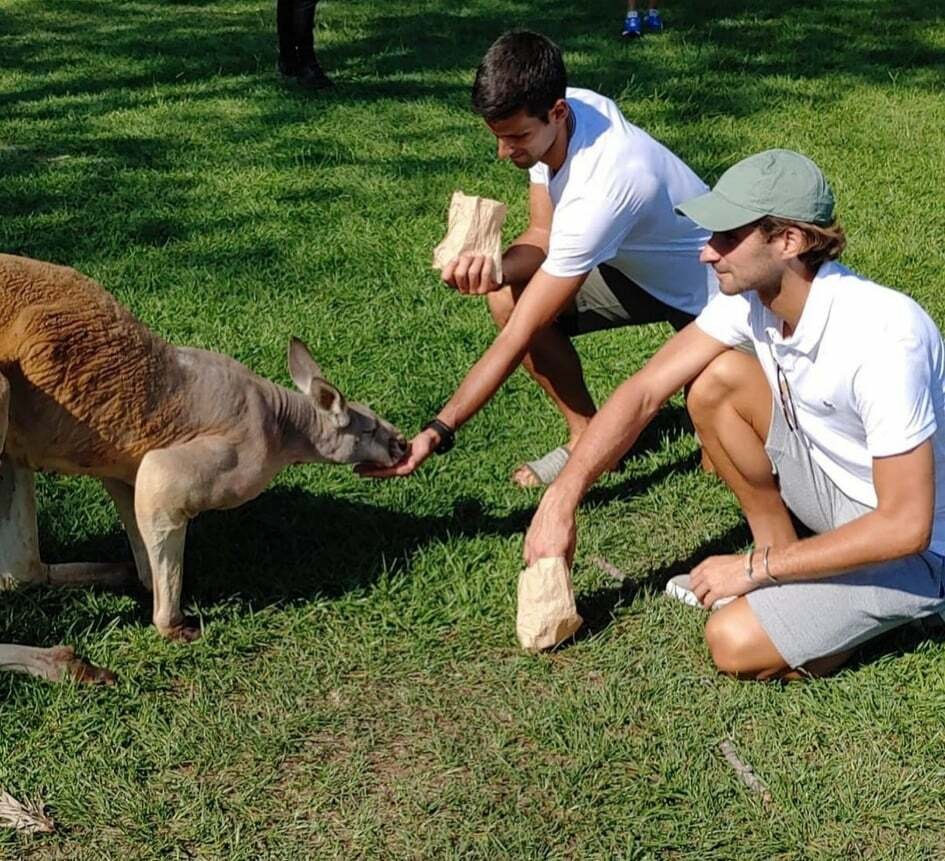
[0,254,407,682]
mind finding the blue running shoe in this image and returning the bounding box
[621,12,642,38]
[645,8,664,32]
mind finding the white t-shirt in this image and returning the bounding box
[528,87,717,316]
[696,261,945,554]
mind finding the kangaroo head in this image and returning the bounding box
[287,338,407,466]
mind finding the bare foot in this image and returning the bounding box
[512,464,543,488]
[511,445,572,489]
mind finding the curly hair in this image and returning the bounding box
[756,215,846,272]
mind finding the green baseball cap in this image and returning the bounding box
[676,149,835,231]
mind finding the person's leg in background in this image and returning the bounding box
[277,0,334,90]
[623,1,663,38]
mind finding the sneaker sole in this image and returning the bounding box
[664,579,735,610]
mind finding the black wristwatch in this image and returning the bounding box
[422,418,456,454]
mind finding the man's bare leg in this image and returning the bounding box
[686,350,798,547]
[488,285,597,486]
[705,598,852,680]
[684,352,855,680]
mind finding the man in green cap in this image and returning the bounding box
[523,148,945,680]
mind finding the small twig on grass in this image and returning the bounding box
[591,556,628,584]
[0,789,55,834]
[718,740,773,808]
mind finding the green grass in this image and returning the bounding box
[2,0,945,857]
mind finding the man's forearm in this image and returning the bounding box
[766,509,931,583]
[436,329,529,430]
[545,375,663,510]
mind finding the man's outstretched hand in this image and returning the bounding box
[356,430,437,479]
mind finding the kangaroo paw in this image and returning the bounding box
[158,619,202,643]
[49,646,116,684]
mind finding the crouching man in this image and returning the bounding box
[524,149,945,679]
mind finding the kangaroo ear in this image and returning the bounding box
[287,337,324,395]
[311,378,349,427]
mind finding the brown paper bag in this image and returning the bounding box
[516,557,583,652]
[432,191,508,283]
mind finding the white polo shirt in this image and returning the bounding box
[528,87,717,317]
[696,261,945,554]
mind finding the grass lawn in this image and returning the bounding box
[2,0,945,856]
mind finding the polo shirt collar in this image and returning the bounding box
[764,261,839,355]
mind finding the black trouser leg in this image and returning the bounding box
[276,0,331,87]
[276,0,299,69]
[293,0,318,66]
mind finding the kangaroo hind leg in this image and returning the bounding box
[0,377,120,682]
[0,643,115,683]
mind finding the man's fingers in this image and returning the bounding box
[441,256,462,286]
[442,254,498,295]
[470,257,497,295]
[452,255,472,293]
[466,256,483,291]
[355,459,415,478]
[481,257,495,290]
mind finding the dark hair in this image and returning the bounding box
[757,215,847,272]
[471,30,567,122]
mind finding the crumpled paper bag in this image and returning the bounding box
[432,190,508,283]
[516,557,583,652]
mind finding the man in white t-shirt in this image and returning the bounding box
[359,30,714,485]
[524,149,945,679]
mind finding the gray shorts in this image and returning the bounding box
[745,398,945,668]
[555,263,695,337]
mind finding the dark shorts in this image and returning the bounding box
[555,262,695,337]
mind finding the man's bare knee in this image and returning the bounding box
[687,350,768,429]
[705,611,786,679]
[705,613,747,675]
[687,352,741,419]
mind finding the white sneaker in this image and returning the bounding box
[664,574,735,611]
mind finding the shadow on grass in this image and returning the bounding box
[5,463,942,678]
[4,0,942,115]
[4,0,943,271]
[573,520,753,638]
[0,437,703,647]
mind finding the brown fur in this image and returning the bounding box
[0,254,406,682]
[0,255,191,473]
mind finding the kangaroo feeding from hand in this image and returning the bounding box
[0,254,406,683]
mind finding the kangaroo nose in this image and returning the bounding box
[390,434,407,462]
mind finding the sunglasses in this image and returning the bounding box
[767,345,799,433]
